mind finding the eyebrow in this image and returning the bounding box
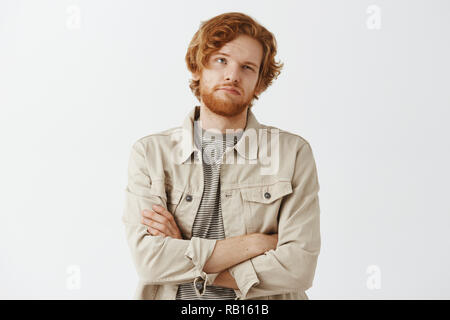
[213,52,260,69]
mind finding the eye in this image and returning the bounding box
[216,57,254,71]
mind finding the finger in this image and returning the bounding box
[142,209,169,224]
[142,217,172,236]
[151,205,175,221]
[142,211,178,237]
[147,226,165,237]
[151,205,179,232]
[142,209,170,226]
[152,205,178,229]
[142,209,159,219]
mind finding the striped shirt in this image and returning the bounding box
[175,123,244,300]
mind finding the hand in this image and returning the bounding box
[141,205,183,239]
[212,269,239,290]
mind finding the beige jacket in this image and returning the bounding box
[122,105,321,300]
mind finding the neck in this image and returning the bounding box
[198,104,248,134]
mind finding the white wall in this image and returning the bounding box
[0,0,449,299]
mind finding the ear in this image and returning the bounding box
[254,76,264,96]
[192,71,201,81]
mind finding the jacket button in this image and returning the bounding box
[264,192,271,199]
[195,281,204,290]
[186,195,193,202]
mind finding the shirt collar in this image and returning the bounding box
[176,105,261,165]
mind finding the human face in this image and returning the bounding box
[193,34,263,117]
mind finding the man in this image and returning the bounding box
[123,12,321,300]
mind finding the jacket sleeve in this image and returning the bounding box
[122,139,219,290]
[229,141,321,299]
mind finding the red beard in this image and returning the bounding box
[200,84,254,117]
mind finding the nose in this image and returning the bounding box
[224,62,241,84]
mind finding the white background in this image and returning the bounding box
[1,0,449,299]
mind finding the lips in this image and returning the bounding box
[218,87,241,95]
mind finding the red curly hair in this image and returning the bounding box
[185,12,284,109]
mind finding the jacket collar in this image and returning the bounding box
[176,105,261,165]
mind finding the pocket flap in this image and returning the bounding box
[241,181,293,204]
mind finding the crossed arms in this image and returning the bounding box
[141,204,278,289]
[123,139,321,299]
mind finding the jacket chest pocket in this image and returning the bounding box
[240,180,293,234]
